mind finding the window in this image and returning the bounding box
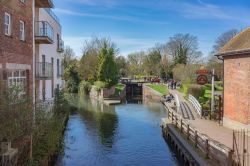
[8,70,26,88]
[20,0,26,3]
[20,20,25,41]
[4,12,11,36]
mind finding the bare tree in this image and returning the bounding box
[212,29,238,53]
[167,33,202,65]
[62,46,76,68]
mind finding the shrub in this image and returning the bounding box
[79,81,92,95]
[188,84,203,99]
[94,81,107,92]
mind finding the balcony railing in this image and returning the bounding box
[36,62,53,80]
[57,39,64,52]
[35,21,54,44]
[35,0,54,8]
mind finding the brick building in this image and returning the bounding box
[215,27,250,130]
[0,0,33,97]
[0,0,64,104]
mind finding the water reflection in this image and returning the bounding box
[57,94,178,166]
[73,94,118,148]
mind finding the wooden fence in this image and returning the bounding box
[163,103,233,166]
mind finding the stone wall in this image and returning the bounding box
[223,55,250,129]
[89,86,116,100]
[143,84,162,102]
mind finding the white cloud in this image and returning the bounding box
[159,0,250,24]
[54,8,169,25]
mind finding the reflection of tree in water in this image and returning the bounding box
[95,104,118,148]
[75,94,118,148]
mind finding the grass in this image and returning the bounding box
[146,83,168,95]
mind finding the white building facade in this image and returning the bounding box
[34,4,64,102]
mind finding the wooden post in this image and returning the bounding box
[206,139,209,158]
[228,150,234,166]
[180,119,183,133]
[195,130,198,148]
[175,115,178,127]
[171,112,174,123]
[187,124,190,140]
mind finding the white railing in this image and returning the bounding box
[174,94,180,113]
[188,94,202,116]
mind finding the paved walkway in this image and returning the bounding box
[167,89,250,150]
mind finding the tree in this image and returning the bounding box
[127,51,145,77]
[78,37,119,82]
[97,43,118,87]
[115,56,128,78]
[143,48,162,75]
[62,46,76,69]
[167,33,202,65]
[64,63,80,93]
[212,29,238,53]
[207,29,238,81]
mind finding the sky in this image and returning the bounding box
[53,0,250,57]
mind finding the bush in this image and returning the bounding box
[179,82,190,97]
[94,81,107,92]
[79,81,92,95]
[188,84,203,99]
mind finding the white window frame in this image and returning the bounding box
[19,20,25,41]
[4,12,11,36]
[8,70,27,88]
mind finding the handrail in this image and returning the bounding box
[34,21,54,42]
[162,102,233,165]
[35,62,53,79]
[188,94,202,116]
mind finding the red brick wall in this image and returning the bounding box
[224,55,250,124]
[0,0,33,96]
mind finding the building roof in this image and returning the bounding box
[216,27,250,57]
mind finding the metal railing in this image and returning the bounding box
[189,94,202,116]
[44,8,60,25]
[34,21,54,42]
[36,62,52,79]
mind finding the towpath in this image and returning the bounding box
[167,89,250,150]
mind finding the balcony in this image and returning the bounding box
[57,39,64,52]
[35,21,54,44]
[35,0,54,8]
[36,62,53,80]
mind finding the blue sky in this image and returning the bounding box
[53,0,250,57]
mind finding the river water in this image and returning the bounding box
[56,95,178,166]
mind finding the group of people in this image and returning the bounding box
[162,93,174,103]
[167,80,181,90]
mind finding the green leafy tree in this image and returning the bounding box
[64,64,80,93]
[97,44,118,87]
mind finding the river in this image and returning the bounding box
[56,95,178,166]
